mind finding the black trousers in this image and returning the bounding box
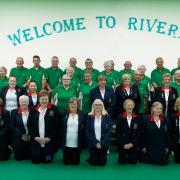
[14,142,31,161]
[118,146,137,164]
[63,147,81,165]
[174,144,180,164]
[32,148,53,164]
[0,145,11,161]
[88,148,107,166]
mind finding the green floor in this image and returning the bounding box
[0,148,180,180]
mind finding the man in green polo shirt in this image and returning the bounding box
[171,70,180,97]
[171,58,180,81]
[0,66,8,92]
[10,57,29,88]
[82,58,99,82]
[119,60,135,84]
[151,57,170,88]
[109,60,120,83]
[28,55,47,92]
[46,56,63,93]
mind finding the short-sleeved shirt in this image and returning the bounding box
[151,67,170,87]
[171,67,180,76]
[52,86,77,112]
[29,66,47,91]
[79,81,97,113]
[141,75,152,88]
[10,67,29,87]
[133,81,149,113]
[0,77,8,92]
[46,67,63,90]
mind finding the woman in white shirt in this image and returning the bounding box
[86,99,112,166]
[116,99,141,164]
[11,95,32,161]
[153,73,178,118]
[28,90,59,164]
[61,98,85,165]
[0,76,27,114]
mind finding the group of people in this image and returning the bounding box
[0,55,180,166]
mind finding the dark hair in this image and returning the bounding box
[33,55,40,60]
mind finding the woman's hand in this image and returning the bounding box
[96,143,101,149]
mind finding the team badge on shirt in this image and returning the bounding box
[133,123,138,130]
[49,110,54,117]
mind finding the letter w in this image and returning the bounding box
[7,28,22,46]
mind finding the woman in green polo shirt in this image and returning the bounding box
[66,66,80,91]
[79,72,97,113]
[0,67,8,92]
[51,74,77,112]
[100,61,118,89]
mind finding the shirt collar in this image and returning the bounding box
[122,84,132,90]
[150,114,164,121]
[35,103,51,110]
[18,107,30,114]
[161,85,172,92]
[122,111,136,118]
[176,113,180,117]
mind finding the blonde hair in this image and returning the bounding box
[151,101,163,115]
[66,66,75,75]
[89,99,107,116]
[123,99,135,110]
[162,73,171,79]
[174,97,180,111]
[19,95,29,104]
[122,74,131,82]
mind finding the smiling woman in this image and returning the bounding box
[7,17,86,46]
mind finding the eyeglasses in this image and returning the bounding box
[63,79,70,80]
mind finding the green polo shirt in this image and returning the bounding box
[29,66,47,91]
[70,76,81,91]
[171,82,180,97]
[171,67,180,76]
[46,67,63,90]
[141,75,151,88]
[112,69,120,82]
[52,86,77,112]
[10,67,29,87]
[151,67,170,87]
[79,81,97,113]
[0,77,8,92]
[119,69,135,84]
[133,81,149,113]
[82,68,99,82]
[100,71,118,88]
[74,66,83,80]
